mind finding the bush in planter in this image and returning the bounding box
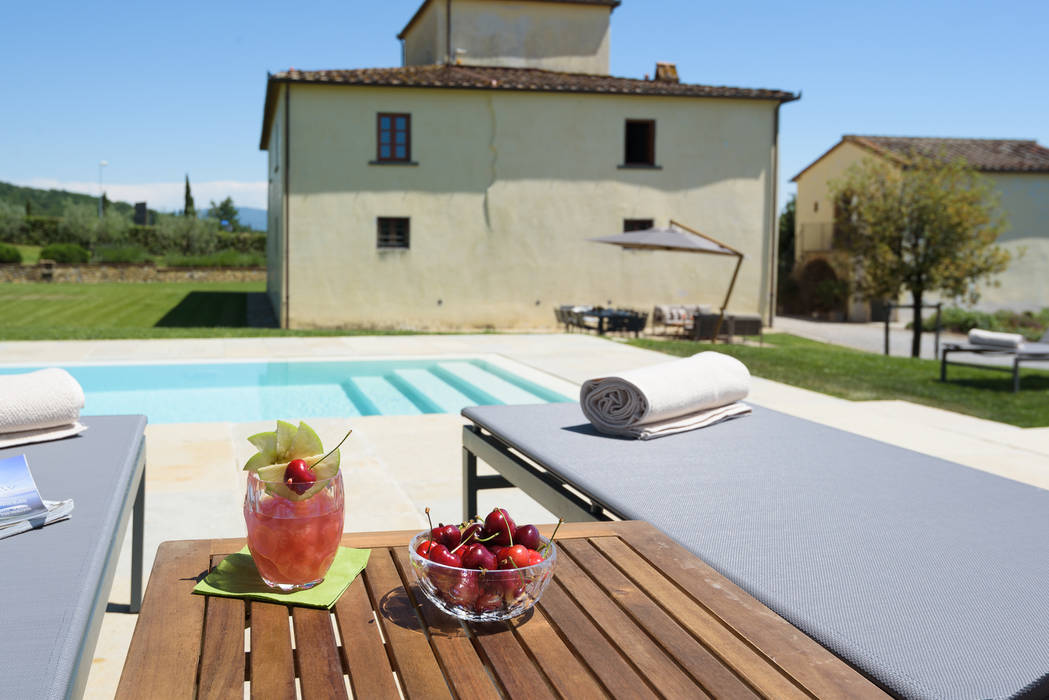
[0,242,22,264]
[93,244,151,264]
[40,243,90,264]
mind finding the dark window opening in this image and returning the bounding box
[377,113,411,162]
[624,218,654,232]
[624,120,655,165]
[377,217,410,249]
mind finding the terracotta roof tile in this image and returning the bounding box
[846,135,1049,173]
[270,64,797,102]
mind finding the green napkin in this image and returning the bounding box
[192,546,370,609]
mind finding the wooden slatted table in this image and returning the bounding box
[116,521,887,699]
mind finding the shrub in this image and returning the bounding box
[164,248,265,267]
[919,306,1049,341]
[40,243,90,264]
[217,231,266,253]
[23,216,61,245]
[55,202,98,248]
[96,209,130,246]
[93,244,151,264]
[0,242,22,264]
[155,215,220,255]
[0,202,26,243]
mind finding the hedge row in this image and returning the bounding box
[0,213,265,256]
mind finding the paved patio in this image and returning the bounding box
[1,333,1045,698]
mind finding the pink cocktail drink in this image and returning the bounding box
[244,471,344,591]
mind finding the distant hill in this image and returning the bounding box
[0,181,266,232]
[0,180,134,218]
[235,207,267,232]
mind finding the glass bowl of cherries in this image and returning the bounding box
[408,508,559,622]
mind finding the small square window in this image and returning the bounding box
[377,113,411,162]
[624,120,655,166]
[624,218,654,232]
[377,217,410,249]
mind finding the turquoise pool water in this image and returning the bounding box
[0,359,572,424]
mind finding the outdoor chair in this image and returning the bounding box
[652,304,711,334]
[691,311,763,343]
[940,329,1049,392]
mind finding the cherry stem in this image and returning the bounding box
[425,507,434,540]
[541,518,565,557]
[308,429,352,470]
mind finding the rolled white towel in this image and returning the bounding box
[0,368,87,448]
[580,351,751,440]
[968,329,1024,349]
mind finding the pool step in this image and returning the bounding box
[433,362,547,405]
[342,376,422,416]
[340,363,564,417]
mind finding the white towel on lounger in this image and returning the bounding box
[0,368,87,448]
[968,329,1024,349]
[580,351,751,439]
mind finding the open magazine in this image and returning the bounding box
[0,454,74,540]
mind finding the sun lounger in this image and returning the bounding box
[940,333,1049,392]
[462,401,1049,699]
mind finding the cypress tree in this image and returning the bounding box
[183,175,196,217]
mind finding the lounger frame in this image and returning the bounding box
[940,342,1049,392]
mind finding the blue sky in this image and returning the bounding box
[3,0,1047,212]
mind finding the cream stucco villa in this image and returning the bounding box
[259,0,798,329]
[793,135,1049,320]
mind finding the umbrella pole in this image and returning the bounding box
[712,254,743,343]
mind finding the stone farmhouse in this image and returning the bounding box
[260,0,797,329]
[793,135,1049,320]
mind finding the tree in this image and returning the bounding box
[183,175,196,218]
[776,195,796,307]
[830,154,1010,357]
[206,196,241,231]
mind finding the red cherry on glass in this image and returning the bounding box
[516,524,541,551]
[484,507,517,546]
[282,458,316,495]
[416,541,436,559]
[526,549,545,566]
[428,544,463,568]
[460,522,484,546]
[431,524,461,549]
[461,543,497,570]
[502,544,532,568]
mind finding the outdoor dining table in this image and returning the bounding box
[114,522,884,698]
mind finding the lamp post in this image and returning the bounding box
[98,160,108,219]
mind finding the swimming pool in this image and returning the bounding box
[0,358,573,424]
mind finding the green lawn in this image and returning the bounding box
[14,244,41,264]
[629,334,1049,428]
[0,282,418,340]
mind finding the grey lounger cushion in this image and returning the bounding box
[462,402,1049,700]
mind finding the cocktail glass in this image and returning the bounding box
[244,471,345,591]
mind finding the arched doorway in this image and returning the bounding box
[798,258,846,318]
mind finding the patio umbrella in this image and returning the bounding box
[589,220,744,342]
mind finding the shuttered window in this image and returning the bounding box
[377,217,410,249]
[377,113,411,162]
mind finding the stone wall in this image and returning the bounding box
[0,263,265,283]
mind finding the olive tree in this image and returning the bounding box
[830,154,1010,357]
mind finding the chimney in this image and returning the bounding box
[654,62,679,83]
